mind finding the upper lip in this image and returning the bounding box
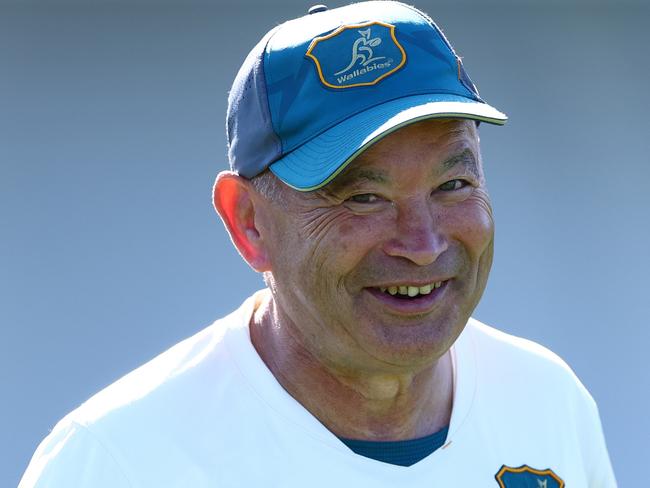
[368,278,450,288]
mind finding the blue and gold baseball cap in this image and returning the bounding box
[227,1,507,191]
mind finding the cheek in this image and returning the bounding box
[338,221,355,239]
[274,210,381,293]
[448,190,495,257]
[335,213,394,260]
[336,217,380,254]
[303,210,384,257]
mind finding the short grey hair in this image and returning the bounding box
[249,169,288,205]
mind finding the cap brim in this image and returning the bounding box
[269,93,507,191]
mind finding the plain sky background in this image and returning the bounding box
[2,0,648,486]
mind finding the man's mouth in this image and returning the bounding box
[365,280,450,315]
[376,281,446,299]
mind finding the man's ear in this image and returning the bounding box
[213,171,271,272]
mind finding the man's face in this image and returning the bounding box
[258,118,494,372]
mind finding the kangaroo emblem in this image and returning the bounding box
[334,28,386,75]
[306,21,406,89]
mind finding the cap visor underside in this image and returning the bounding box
[269,93,507,191]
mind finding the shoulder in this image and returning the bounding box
[20,293,262,486]
[466,318,570,365]
[460,319,616,486]
[463,317,596,406]
[67,293,258,429]
[19,420,132,488]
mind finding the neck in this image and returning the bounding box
[249,292,454,441]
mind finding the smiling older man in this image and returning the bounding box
[20,2,616,487]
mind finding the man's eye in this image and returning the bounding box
[348,193,380,204]
[438,179,469,192]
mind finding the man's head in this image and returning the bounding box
[216,117,493,372]
[214,1,505,372]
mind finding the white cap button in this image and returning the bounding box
[308,5,328,14]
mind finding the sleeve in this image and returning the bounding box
[575,388,617,488]
[18,420,132,488]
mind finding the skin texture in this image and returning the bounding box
[213,118,494,440]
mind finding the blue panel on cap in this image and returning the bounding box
[226,28,282,178]
[263,2,478,155]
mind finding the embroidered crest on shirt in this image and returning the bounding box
[495,465,564,488]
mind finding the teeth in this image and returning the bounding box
[379,281,445,297]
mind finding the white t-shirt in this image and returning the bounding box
[20,291,616,487]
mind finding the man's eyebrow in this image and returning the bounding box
[438,148,481,179]
[326,167,389,190]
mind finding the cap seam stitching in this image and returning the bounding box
[261,26,284,158]
[401,2,458,58]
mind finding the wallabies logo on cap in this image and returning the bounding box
[306,21,406,89]
[495,465,565,488]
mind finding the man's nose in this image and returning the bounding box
[382,201,448,266]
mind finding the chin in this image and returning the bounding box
[357,313,466,369]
